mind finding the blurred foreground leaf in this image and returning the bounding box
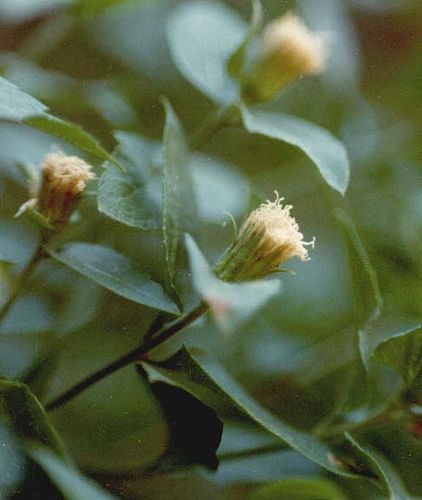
[241,107,350,194]
[167,0,245,104]
[0,379,66,459]
[249,476,347,500]
[49,242,178,313]
[185,235,280,332]
[29,447,115,500]
[143,346,355,477]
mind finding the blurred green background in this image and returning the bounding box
[0,0,421,498]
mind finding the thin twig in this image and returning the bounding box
[46,301,209,412]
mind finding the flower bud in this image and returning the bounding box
[215,194,314,282]
[37,152,95,230]
[242,13,325,103]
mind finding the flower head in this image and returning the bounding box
[215,193,314,282]
[242,13,326,103]
[37,151,95,229]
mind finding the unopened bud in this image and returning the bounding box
[215,194,314,282]
[243,13,326,103]
[37,152,95,230]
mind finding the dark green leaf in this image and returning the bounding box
[143,346,356,477]
[48,243,178,314]
[98,132,160,230]
[0,76,114,163]
[227,0,263,80]
[240,106,350,194]
[185,235,280,332]
[29,447,115,500]
[27,115,115,166]
[138,366,223,470]
[167,1,246,103]
[347,434,413,500]
[249,477,348,500]
[162,100,196,288]
[372,324,422,386]
[0,379,67,459]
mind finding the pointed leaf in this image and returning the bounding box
[0,76,114,163]
[372,324,422,387]
[98,132,160,230]
[167,1,246,103]
[185,234,280,332]
[0,378,67,459]
[347,434,413,500]
[48,243,178,314]
[162,100,196,287]
[241,107,350,194]
[143,346,356,477]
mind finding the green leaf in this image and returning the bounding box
[335,209,382,367]
[185,235,280,332]
[167,0,246,104]
[162,100,196,288]
[249,477,348,500]
[27,115,114,165]
[227,0,263,80]
[29,447,115,500]
[0,76,114,163]
[48,243,178,314]
[98,132,160,230]
[372,324,422,387]
[138,366,223,470]
[240,106,350,194]
[142,346,356,477]
[347,434,413,500]
[0,378,67,459]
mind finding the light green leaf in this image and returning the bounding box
[240,106,350,194]
[185,234,280,332]
[249,477,348,500]
[0,76,114,163]
[227,0,263,80]
[167,0,246,104]
[48,243,178,314]
[98,132,160,230]
[372,324,422,386]
[347,434,413,500]
[0,378,67,459]
[162,100,196,287]
[143,346,355,477]
[29,447,115,500]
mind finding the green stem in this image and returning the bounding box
[0,243,46,325]
[46,301,209,412]
[188,103,240,150]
